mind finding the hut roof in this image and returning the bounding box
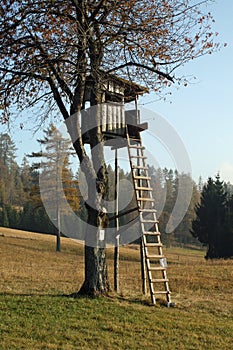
[86,72,149,102]
[105,73,149,101]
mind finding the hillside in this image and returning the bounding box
[0,227,233,349]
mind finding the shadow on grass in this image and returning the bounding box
[0,292,65,298]
[0,291,172,308]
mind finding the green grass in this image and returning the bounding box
[1,227,233,349]
[1,294,233,350]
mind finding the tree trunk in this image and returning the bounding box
[73,131,109,296]
[78,205,109,296]
[68,74,109,296]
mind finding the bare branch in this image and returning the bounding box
[107,62,174,82]
[46,76,69,120]
[26,29,74,102]
[0,67,47,81]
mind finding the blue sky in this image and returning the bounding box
[1,0,232,184]
[140,0,233,183]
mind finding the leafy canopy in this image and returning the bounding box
[0,0,220,123]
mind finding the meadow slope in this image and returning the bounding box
[0,227,233,349]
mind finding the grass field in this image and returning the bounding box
[0,227,233,349]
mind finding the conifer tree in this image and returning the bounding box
[224,194,233,257]
[0,133,24,213]
[29,123,80,251]
[174,173,200,246]
[0,206,9,227]
[0,133,19,205]
[191,175,229,258]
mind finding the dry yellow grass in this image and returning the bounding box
[1,226,233,311]
[0,227,85,295]
[1,227,233,349]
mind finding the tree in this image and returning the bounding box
[0,133,26,209]
[0,133,17,205]
[191,175,230,259]
[174,173,201,246]
[20,157,33,195]
[0,0,221,296]
[224,194,233,258]
[29,123,80,251]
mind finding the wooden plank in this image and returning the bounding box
[141,218,156,223]
[139,209,157,213]
[128,122,148,133]
[130,155,147,159]
[132,165,148,169]
[136,197,154,202]
[151,279,169,283]
[145,243,163,247]
[146,254,164,259]
[135,186,153,191]
[143,231,160,235]
[129,145,145,149]
[134,176,151,181]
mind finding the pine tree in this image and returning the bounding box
[0,133,16,206]
[0,205,9,227]
[19,202,35,232]
[20,157,34,202]
[224,195,233,258]
[0,133,25,207]
[29,123,80,251]
[174,173,200,246]
[191,175,228,258]
[0,133,17,169]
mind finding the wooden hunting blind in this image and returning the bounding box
[81,73,149,144]
[82,73,174,306]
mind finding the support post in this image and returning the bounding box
[56,206,61,252]
[114,149,120,292]
[137,146,147,295]
[140,237,147,295]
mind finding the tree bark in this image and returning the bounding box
[77,131,109,296]
[78,205,109,296]
[69,83,110,296]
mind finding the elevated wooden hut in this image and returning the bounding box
[81,73,149,144]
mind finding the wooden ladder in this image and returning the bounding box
[126,130,173,306]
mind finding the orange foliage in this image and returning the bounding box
[0,0,222,122]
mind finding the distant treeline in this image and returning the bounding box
[0,130,232,249]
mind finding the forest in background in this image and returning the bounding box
[0,130,232,248]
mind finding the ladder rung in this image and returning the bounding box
[129,136,141,142]
[141,219,157,223]
[137,197,154,202]
[148,267,166,271]
[132,165,148,170]
[139,209,157,213]
[145,243,163,247]
[130,155,147,159]
[152,291,170,295]
[134,175,151,180]
[147,254,164,259]
[135,186,153,191]
[129,145,145,149]
[143,231,160,235]
[151,279,169,283]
